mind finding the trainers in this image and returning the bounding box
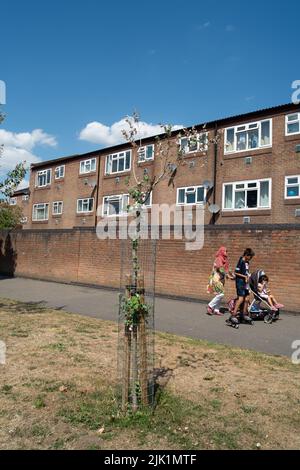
[214,309,224,316]
[207,306,214,315]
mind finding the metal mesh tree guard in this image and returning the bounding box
[118,238,156,411]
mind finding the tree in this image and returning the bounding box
[0,106,26,199]
[0,203,23,229]
[119,113,219,411]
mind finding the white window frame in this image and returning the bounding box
[55,165,65,179]
[79,158,96,175]
[105,150,131,175]
[222,178,272,211]
[36,169,51,187]
[32,203,49,221]
[9,198,17,205]
[285,175,300,199]
[176,185,206,206]
[52,201,63,215]
[285,113,300,136]
[20,216,28,224]
[179,132,209,154]
[138,144,154,162]
[77,198,94,213]
[102,194,129,217]
[224,119,272,154]
[22,195,29,201]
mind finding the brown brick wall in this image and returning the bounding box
[1,225,299,312]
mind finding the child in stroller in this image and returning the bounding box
[227,269,281,327]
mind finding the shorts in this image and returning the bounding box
[236,285,250,298]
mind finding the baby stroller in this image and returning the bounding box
[248,269,280,324]
[227,269,280,328]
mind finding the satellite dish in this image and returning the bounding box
[208,204,220,214]
[203,180,213,189]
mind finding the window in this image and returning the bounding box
[52,201,63,215]
[285,175,300,199]
[36,169,51,187]
[176,186,205,205]
[179,132,208,154]
[32,203,49,221]
[55,165,65,179]
[77,198,94,213]
[143,192,152,208]
[102,194,129,216]
[22,195,29,201]
[20,217,28,224]
[138,145,154,162]
[223,179,271,210]
[105,150,131,174]
[9,198,17,205]
[286,113,300,136]
[79,158,96,174]
[224,119,272,153]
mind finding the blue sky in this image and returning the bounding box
[1,0,299,183]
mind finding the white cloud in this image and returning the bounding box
[79,118,183,147]
[0,128,57,174]
[197,21,211,30]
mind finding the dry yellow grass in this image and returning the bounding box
[0,297,299,450]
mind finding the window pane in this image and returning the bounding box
[189,138,197,152]
[261,121,270,145]
[91,159,96,171]
[125,151,131,169]
[118,157,124,172]
[197,187,204,202]
[112,159,118,173]
[226,128,234,152]
[247,189,258,208]
[122,195,129,212]
[237,131,246,151]
[260,181,270,207]
[180,138,188,152]
[248,129,259,149]
[138,148,145,161]
[287,177,298,184]
[78,200,82,212]
[287,186,299,197]
[287,122,300,134]
[224,185,233,209]
[146,145,153,159]
[88,199,94,211]
[287,114,299,122]
[235,190,245,209]
[178,189,185,204]
[110,199,120,215]
[186,192,195,204]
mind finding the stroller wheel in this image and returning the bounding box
[264,314,273,324]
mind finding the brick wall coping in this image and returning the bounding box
[1,223,300,236]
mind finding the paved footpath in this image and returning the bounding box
[0,277,299,358]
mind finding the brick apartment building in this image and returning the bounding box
[14,103,300,229]
[9,187,30,226]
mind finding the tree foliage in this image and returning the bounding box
[0,203,23,229]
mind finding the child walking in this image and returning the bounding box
[207,246,235,316]
[229,248,255,325]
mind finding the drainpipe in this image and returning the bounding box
[94,154,101,227]
[212,122,218,225]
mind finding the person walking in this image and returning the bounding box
[207,246,234,315]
